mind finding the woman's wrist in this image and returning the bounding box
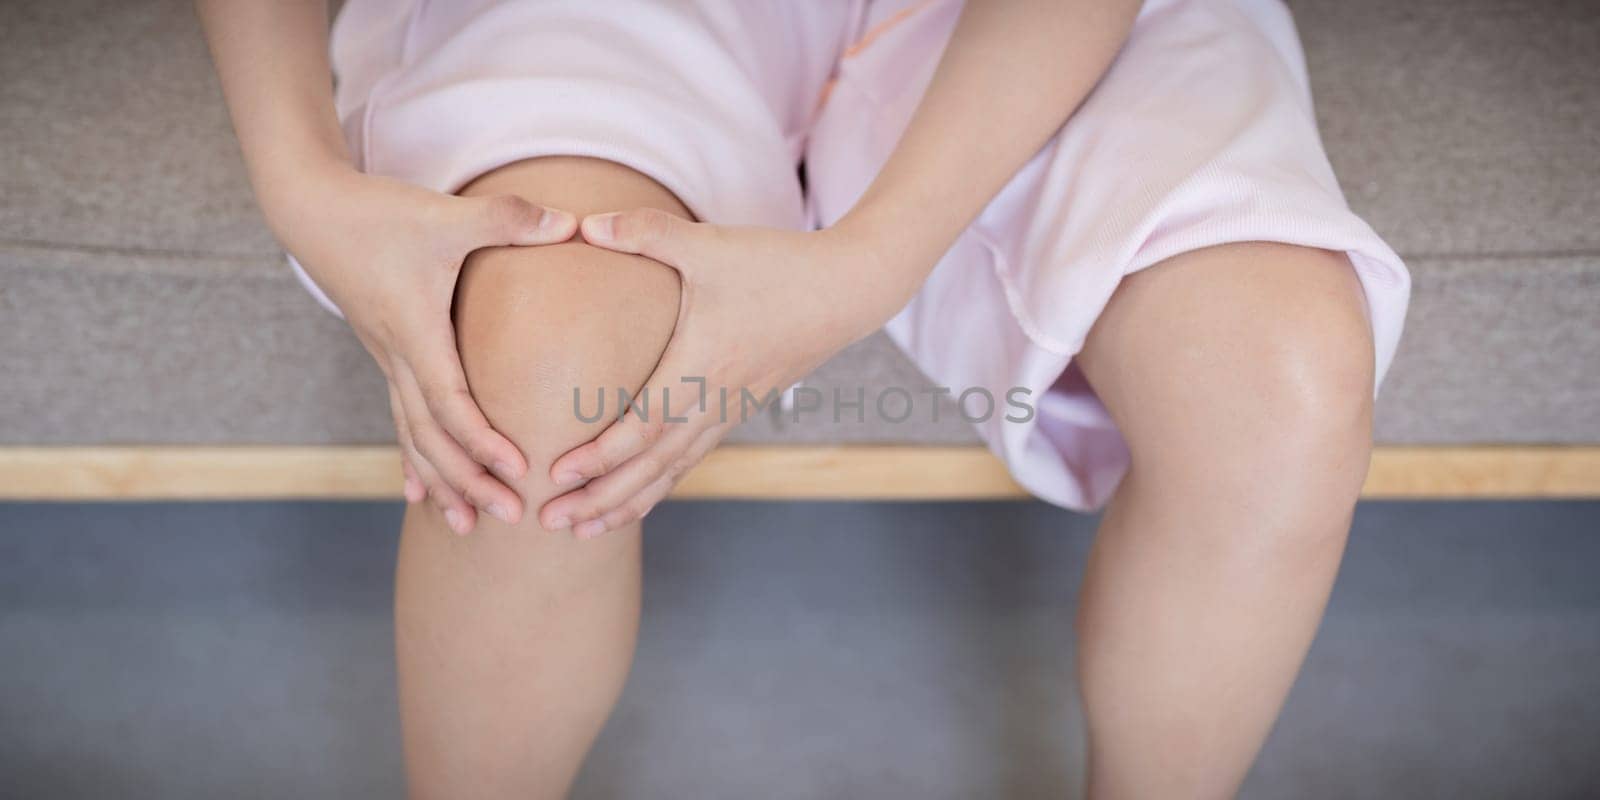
[824,200,950,330]
[253,151,360,242]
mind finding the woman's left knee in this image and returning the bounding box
[1256,252,1375,453]
[1213,247,1377,503]
[1094,242,1378,495]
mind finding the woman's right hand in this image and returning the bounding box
[265,164,578,535]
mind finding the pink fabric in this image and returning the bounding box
[290,0,1411,511]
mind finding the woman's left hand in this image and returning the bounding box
[538,209,907,537]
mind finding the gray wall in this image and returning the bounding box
[2,500,1597,798]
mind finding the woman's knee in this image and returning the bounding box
[452,237,681,521]
[1084,242,1376,501]
[440,156,689,530]
[1214,248,1375,470]
[1228,299,1376,503]
[1230,246,1375,466]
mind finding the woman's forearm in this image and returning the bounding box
[194,0,349,222]
[836,0,1142,305]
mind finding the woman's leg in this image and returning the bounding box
[394,157,685,799]
[1072,242,1376,799]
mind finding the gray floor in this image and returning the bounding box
[1,500,1597,799]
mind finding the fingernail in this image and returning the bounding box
[547,515,570,531]
[492,460,521,482]
[444,509,467,535]
[574,519,607,539]
[584,214,616,243]
[553,470,583,487]
[487,503,511,524]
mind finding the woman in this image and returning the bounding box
[197,0,1410,796]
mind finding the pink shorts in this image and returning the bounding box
[293,0,1411,511]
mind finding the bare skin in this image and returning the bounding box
[1073,242,1376,798]
[394,157,684,798]
[199,0,1380,796]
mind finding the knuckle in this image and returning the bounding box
[486,195,530,228]
[422,381,471,414]
[628,209,669,241]
[587,447,614,477]
[456,431,495,466]
[402,439,429,468]
[634,416,666,446]
[442,473,475,499]
[637,453,668,479]
[570,496,603,522]
[622,498,653,523]
[641,209,670,234]
[405,418,433,450]
[460,479,499,510]
[425,484,451,508]
[597,506,627,529]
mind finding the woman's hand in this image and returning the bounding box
[538,210,908,537]
[269,164,577,535]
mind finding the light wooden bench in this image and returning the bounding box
[4,446,1597,501]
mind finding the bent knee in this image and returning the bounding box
[1102,243,1376,485]
[1243,247,1376,455]
[453,239,681,501]
[1230,315,1376,496]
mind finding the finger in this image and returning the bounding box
[399,320,528,484]
[409,422,484,535]
[391,382,472,531]
[575,423,726,539]
[387,384,429,504]
[457,194,577,248]
[413,443,475,535]
[539,420,702,531]
[401,460,426,504]
[548,370,692,488]
[393,359,524,528]
[575,474,673,540]
[579,207,700,265]
[430,488,478,536]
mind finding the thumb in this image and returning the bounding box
[462,194,577,248]
[580,208,697,264]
